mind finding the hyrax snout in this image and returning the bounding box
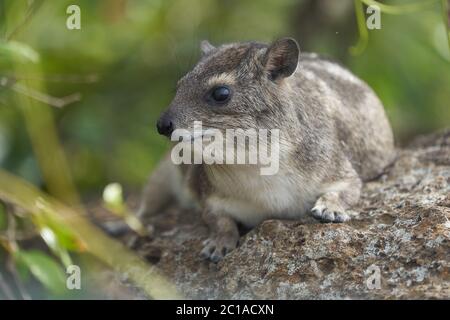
[156,112,175,137]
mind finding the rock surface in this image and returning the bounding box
[128,129,450,299]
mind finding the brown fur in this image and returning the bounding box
[138,38,395,262]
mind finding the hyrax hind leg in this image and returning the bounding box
[137,157,177,219]
[311,158,362,223]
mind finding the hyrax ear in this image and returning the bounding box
[263,38,300,81]
[200,40,216,56]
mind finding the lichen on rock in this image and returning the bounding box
[129,129,450,299]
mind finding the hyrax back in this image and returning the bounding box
[140,38,395,262]
[296,53,395,181]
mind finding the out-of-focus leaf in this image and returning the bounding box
[0,202,6,230]
[14,255,31,282]
[103,182,125,214]
[15,249,66,295]
[39,226,72,267]
[102,182,147,236]
[0,41,40,63]
[33,213,85,252]
[433,23,450,60]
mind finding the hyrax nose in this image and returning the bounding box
[156,114,174,137]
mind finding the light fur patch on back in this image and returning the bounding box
[307,60,361,85]
[302,69,317,81]
[207,72,236,87]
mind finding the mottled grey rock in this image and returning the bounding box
[130,129,450,299]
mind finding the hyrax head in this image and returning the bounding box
[156,38,300,138]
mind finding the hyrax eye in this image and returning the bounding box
[210,86,231,104]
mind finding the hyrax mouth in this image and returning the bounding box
[171,129,214,144]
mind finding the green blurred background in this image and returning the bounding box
[1,0,449,198]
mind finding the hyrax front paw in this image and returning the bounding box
[311,193,351,223]
[311,205,350,223]
[200,234,239,263]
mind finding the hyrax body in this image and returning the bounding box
[139,38,395,262]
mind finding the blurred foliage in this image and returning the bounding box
[0,0,447,195]
[0,170,182,299]
[103,182,147,236]
[0,0,449,299]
